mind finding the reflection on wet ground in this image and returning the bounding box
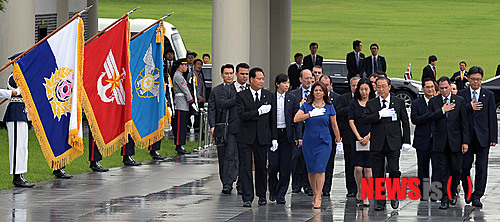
[1,128,500,221]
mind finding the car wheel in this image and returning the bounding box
[496,102,500,115]
[395,91,414,109]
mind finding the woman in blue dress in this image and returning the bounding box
[348,78,375,207]
[294,82,341,209]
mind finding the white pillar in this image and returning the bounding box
[87,0,98,39]
[269,0,292,86]
[212,0,250,87]
[250,0,270,88]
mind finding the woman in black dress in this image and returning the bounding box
[348,78,375,207]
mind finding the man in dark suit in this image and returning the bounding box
[303,42,323,71]
[237,67,277,207]
[422,55,437,82]
[363,43,387,77]
[290,69,315,196]
[427,76,469,209]
[363,77,411,211]
[336,76,361,197]
[346,40,365,81]
[288,53,303,90]
[268,74,302,204]
[451,61,469,90]
[410,78,437,200]
[458,66,498,208]
[208,63,240,194]
[318,74,341,196]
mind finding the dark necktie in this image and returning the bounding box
[304,89,310,99]
[240,85,245,92]
[472,91,478,103]
[382,99,387,108]
[373,57,378,73]
[313,55,316,66]
[255,92,260,106]
[432,66,436,77]
[444,97,449,118]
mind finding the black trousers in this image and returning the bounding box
[371,140,401,206]
[268,129,293,201]
[461,132,489,201]
[291,145,311,191]
[323,140,336,193]
[217,133,239,190]
[122,135,135,156]
[149,140,161,152]
[343,143,357,194]
[416,138,438,194]
[435,141,462,202]
[239,138,267,203]
[88,132,102,162]
[172,110,189,146]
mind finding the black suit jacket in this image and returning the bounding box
[287,63,302,90]
[236,89,277,145]
[410,97,433,150]
[426,94,469,152]
[458,88,498,147]
[337,92,354,145]
[346,51,365,80]
[450,71,468,90]
[303,54,323,71]
[362,94,410,151]
[328,91,341,138]
[363,55,386,76]
[208,83,225,138]
[422,65,436,82]
[274,92,302,143]
[290,87,306,136]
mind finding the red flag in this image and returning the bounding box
[83,17,133,156]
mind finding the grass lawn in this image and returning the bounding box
[99,0,500,79]
[0,128,198,190]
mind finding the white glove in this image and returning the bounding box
[379,108,396,118]
[14,88,21,96]
[402,143,411,152]
[167,107,173,116]
[336,142,343,156]
[309,108,326,117]
[258,104,272,115]
[270,140,278,152]
[191,103,199,112]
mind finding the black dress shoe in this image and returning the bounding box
[90,161,109,172]
[391,200,399,209]
[150,151,166,160]
[465,197,472,204]
[53,169,73,179]
[176,147,191,155]
[322,192,330,196]
[472,199,483,208]
[450,196,458,205]
[277,199,286,204]
[306,189,314,196]
[243,201,251,207]
[258,197,267,205]
[13,174,35,188]
[439,201,449,209]
[346,193,356,198]
[374,204,385,211]
[222,188,231,194]
[292,188,301,193]
[123,155,141,166]
[269,195,276,202]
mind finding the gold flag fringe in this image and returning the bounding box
[129,115,167,149]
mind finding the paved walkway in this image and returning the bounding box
[2,124,500,221]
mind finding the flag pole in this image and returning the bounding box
[130,12,173,41]
[0,5,92,74]
[85,6,140,45]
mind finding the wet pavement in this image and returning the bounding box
[2,121,500,221]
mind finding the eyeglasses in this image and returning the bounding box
[376,85,389,89]
[313,71,322,74]
[469,78,482,82]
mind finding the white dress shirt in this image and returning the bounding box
[234,81,247,92]
[470,87,481,102]
[379,93,391,108]
[249,87,262,101]
[276,92,286,128]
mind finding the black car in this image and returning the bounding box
[478,75,500,114]
[323,60,423,108]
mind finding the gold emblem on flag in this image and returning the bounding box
[44,67,73,120]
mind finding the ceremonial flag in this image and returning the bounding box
[12,17,84,169]
[83,17,133,156]
[404,63,412,80]
[129,21,168,148]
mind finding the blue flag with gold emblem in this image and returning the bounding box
[12,17,84,169]
[129,21,167,148]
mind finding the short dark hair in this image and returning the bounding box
[220,64,234,74]
[422,77,435,86]
[353,40,362,50]
[437,76,451,85]
[193,59,203,66]
[202,53,210,59]
[318,74,331,84]
[370,43,379,49]
[468,66,484,77]
[166,49,174,54]
[313,65,323,71]
[294,53,303,59]
[249,67,264,79]
[236,63,250,73]
[428,55,437,64]
[306,82,332,105]
[376,76,391,86]
[375,70,387,77]
[354,78,375,101]
[460,61,466,66]
[275,73,289,89]
[309,42,318,49]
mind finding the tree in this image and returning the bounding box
[0,0,7,12]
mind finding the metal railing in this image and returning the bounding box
[196,107,213,151]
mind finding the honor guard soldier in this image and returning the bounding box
[3,73,34,187]
[172,58,197,154]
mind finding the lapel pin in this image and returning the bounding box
[483,94,485,97]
